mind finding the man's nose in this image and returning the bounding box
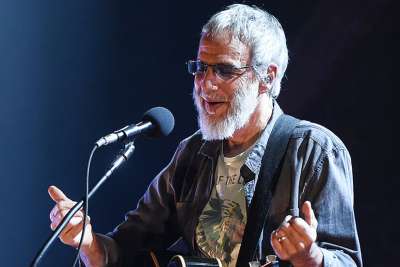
[200,67,218,92]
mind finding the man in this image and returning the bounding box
[48,4,362,267]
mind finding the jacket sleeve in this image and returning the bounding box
[304,145,362,267]
[97,140,186,267]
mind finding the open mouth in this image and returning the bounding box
[201,97,226,114]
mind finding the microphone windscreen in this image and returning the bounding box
[142,107,175,138]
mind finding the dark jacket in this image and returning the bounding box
[98,103,362,267]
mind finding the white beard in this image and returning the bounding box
[193,81,259,141]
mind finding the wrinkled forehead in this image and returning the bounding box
[197,33,251,65]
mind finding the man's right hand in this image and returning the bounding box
[48,185,94,250]
[48,185,107,266]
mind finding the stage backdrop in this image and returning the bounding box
[0,0,397,266]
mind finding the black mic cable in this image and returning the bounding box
[31,107,174,267]
[72,145,97,267]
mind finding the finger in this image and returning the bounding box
[58,216,84,238]
[48,186,71,203]
[49,205,59,221]
[60,218,92,247]
[302,201,318,229]
[279,221,308,253]
[275,224,297,256]
[271,231,289,260]
[283,215,292,223]
[50,209,85,230]
[55,208,85,223]
[49,198,79,218]
[50,214,80,231]
[280,220,307,251]
[56,200,78,211]
[289,217,317,243]
[51,213,89,239]
[49,201,81,226]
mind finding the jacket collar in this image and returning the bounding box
[244,101,283,179]
[198,139,221,159]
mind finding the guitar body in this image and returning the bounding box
[145,250,279,267]
[147,251,222,267]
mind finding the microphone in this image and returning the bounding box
[95,107,175,147]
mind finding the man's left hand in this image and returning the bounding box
[270,201,323,267]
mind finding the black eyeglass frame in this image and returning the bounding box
[186,60,252,80]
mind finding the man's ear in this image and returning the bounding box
[259,65,277,95]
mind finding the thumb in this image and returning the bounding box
[302,201,318,229]
[48,185,70,203]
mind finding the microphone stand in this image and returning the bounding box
[31,142,136,267]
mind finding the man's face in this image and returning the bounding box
[193,34,260,140]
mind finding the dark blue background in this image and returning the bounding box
[0,0,397,266]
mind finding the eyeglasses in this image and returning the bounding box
[186,60,251,80]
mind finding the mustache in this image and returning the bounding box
[192,86,227,102]
[198,92,228,102]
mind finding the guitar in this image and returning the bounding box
[147,251,279,267]
[147,251,222,267]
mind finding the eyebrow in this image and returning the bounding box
[197,59,242,68]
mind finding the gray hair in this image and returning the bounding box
[201,4,288,98]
